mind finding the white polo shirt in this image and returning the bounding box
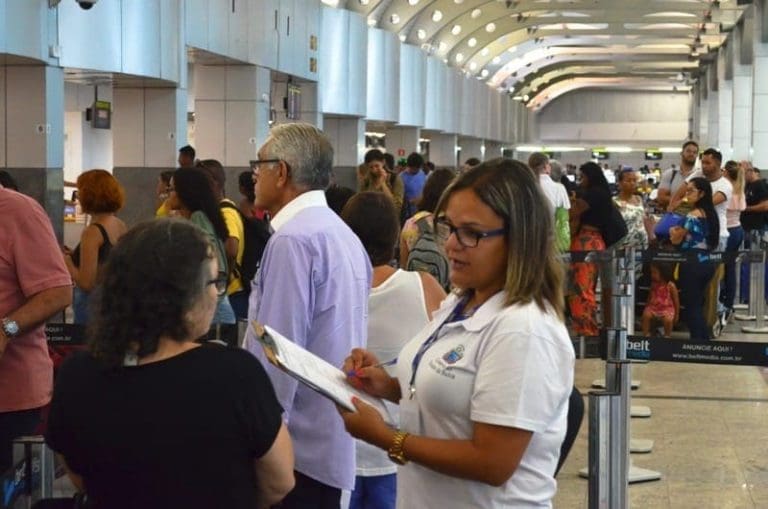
[393,292,574,509]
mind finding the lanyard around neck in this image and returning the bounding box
[407,296,476,400]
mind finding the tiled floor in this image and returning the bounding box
[554,324,768,508]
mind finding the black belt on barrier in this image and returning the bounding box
[560,249,762,264]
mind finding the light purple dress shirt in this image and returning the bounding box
[246,191,372,491]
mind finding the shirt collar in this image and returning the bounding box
[436,291,507,332]
[270,190,328,233]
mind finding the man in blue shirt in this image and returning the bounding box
[246,123,372,508]
[400,152,426,220]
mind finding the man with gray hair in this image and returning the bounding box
[245,123,372,507]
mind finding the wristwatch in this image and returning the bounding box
[1,318,20,339]
[387,430,410,465]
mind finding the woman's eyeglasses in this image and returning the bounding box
[207,276,228,297]
[435,217,505,248]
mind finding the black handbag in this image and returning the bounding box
[602,202,629,248]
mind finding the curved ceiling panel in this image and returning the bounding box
[332,0,747,108]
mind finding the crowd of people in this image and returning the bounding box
[3,126,768,508]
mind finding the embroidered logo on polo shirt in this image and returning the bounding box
[442,345,465,364]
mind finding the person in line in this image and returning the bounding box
[340,159,574,508]
[528,152,571,252]
[167,169,235,324]
[740,163,768,303]
[238,170,257,219]
[196,159,248,320]
[46,219,294,508]
[614,169,649,250]
[0,186,72,474]
[657,140,699,209]
[399,168,456,265]
[720,161,746,321]
[341,192,445,509]
[0,170,19,191]
[669,178,720,340]
[62,170,128,324]
[178,144,196,168]
[359,149,405,214]
[155,170,174,215]
[641,263,679,337]
[245,123,371,509]
[567,162,614,336]
[400,152,427,220]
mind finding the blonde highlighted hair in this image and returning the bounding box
[435,158,565,319]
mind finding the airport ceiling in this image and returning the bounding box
[338,0,750,109]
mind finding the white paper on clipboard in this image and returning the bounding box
[252,321,395,425]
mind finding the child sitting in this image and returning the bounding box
[642,263,680,337]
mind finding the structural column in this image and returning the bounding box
[428,133,458,168]
[459,137,485,163]
[752,0,768,168]
[386,126,421,159]
[112,84,188,225]
[194,64,271,195]
[707,65,720,149]
[732,15,754,161]
[485,141,502,160]
[0,65,65,238]
[718,48,734,160]
[323,117,366,190]
[698,79,710,146]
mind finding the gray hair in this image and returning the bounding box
[263,123,334,190]
[549,159,564,182]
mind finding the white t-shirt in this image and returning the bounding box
[394,292,574,509]
[686,171,732,239]
[539,175,571,213]
[356,270,431,476]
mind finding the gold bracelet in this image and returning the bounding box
[387,430,410,465]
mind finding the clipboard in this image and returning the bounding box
[252,321,395,425]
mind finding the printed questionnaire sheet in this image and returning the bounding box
[252,322,394,424]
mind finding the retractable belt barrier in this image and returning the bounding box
[45,323,242,347]
[623,336,768,367]
[561,248,757,265]
[1,437,54,509]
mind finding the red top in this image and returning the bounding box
[0,188,72,412]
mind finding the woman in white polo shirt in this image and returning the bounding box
[340,159,575,508]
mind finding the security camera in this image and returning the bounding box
[76,0,98,9]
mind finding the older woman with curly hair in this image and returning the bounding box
[63,169,127,324]
[46,219,295,509]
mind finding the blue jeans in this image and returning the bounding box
[73,286,90,324]
[349,474,396,509]
[721,226,744,309]
[212,295,236,324]
[228,290,249,321]
[679,254,716,340]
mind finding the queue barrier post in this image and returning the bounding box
[4,436,56,507]
[742,247,768,333]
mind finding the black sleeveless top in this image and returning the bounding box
[71,223,113,268]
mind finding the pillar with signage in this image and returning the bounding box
[0,66,65,239]
[732,15,754,161]
[387,127,421,162]
[324,117,366,190]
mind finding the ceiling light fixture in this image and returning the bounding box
[451,24,462,35]
[486,22,496,33]
[468,37,477,47]
[391,14,400,24]
[432,10,443,22]
[417,29,427,40]
[471,9,482,19]
[456,52,465,62]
